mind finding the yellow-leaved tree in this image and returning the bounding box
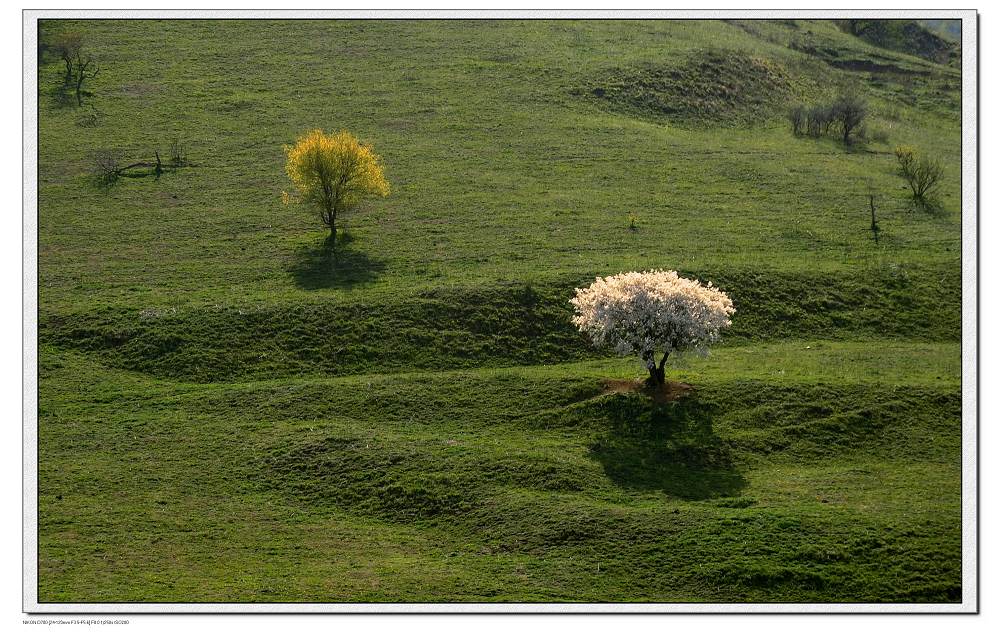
[283,129,390,240]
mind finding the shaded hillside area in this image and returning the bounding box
[836,19,960,66]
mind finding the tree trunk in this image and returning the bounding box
[646,350,670,386]
[647,365,665,386]
[322,204,337,243]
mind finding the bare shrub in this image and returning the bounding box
[169,139,187,167]
[52,30,83,84]
[832,91,868,145]
[790,91,869,145]
[93,149,125,186]
[806,104,833,137]
[52,30,99,106]
[70,53,99,106]
[788,104,806,135]
[91,143,190,188]
[895,145,944,207]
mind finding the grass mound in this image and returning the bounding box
[530,382,960,464]
[260,378,959,521]
[586,49,793,125]
[249,370,959,602]
[39,265,959,382]
[261,432,598,520]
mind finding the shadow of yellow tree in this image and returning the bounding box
[289,232,386,290]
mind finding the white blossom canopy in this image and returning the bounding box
[570,270,735,369]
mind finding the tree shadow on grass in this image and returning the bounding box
[44,81,94,109]
[289,232,386,290]
[908,196,949,218]
[589,394,747,500]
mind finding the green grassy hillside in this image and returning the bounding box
[36,19,963,603]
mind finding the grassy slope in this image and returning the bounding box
[36,19,963,603]
[40,343,959,602]
[38,19,960,310]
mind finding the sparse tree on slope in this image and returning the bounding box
[570,270,734,387]
[833,92,867,145]
[52,30,83,84]
[894,144,944,207]
[282,129,390,241]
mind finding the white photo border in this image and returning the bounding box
[22,8,979,614]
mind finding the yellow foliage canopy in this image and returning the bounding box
[283,129,390,236]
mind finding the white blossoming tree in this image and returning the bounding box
[570,270,735,386]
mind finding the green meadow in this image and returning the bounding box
[36,19,963,603]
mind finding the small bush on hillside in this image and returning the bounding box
[169,139,187,167]
[832,91,868,145]
[789,91,869,145]
[51,30,84,85]
[92,149,125,186]
[788,104,806,135]
[627,211,640,231]
[806,104,835,137]
[51,29,99,106]
[895,145,944,207]
[570,270,734,386]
